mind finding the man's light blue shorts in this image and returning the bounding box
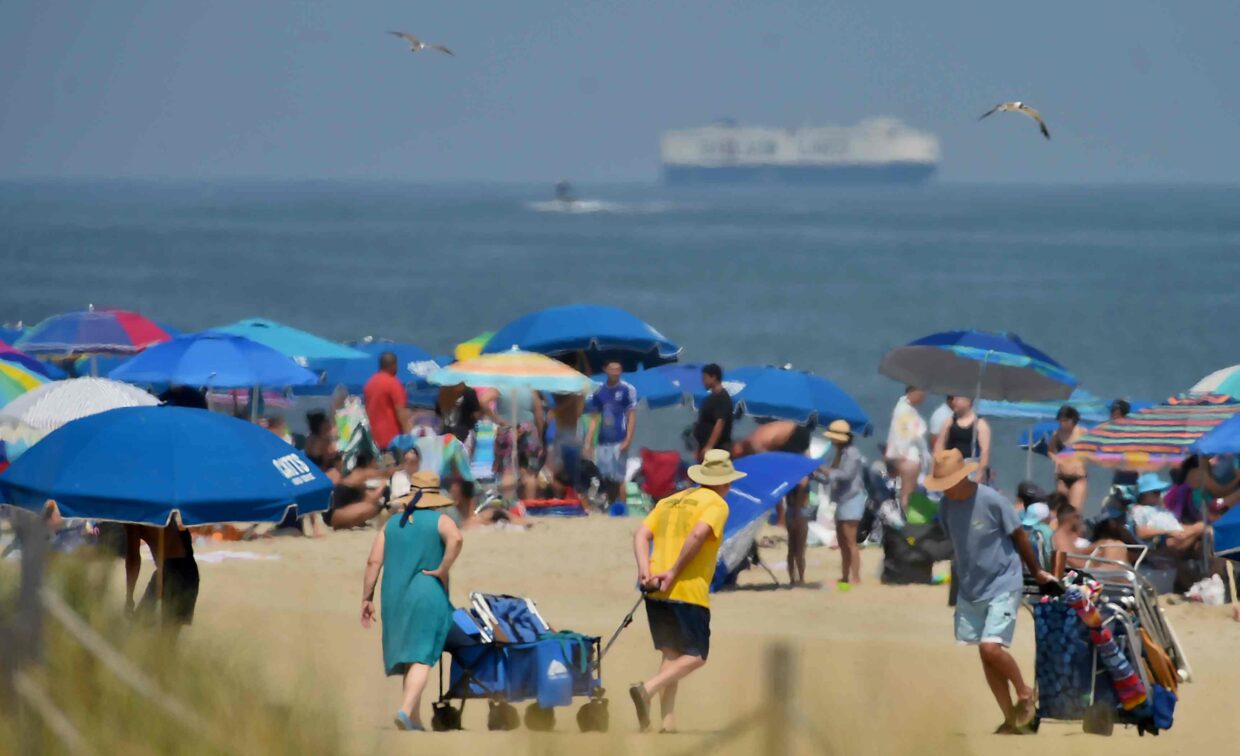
[954,589,1021,647]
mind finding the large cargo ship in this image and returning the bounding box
[660,118,940,185]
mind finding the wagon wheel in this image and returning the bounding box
[524,703,556,731]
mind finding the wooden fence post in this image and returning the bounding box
[764,642,794,756]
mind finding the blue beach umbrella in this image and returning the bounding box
[307,340,442,395]
[1189,413,1240,457]
[591,368,684,409]
[109,332,317,389]
[1213,506,1240,561]
[484,304,681,372]
[213,318,366,368]
[0,325,25,345]
[0,406,332,525]
[880,330,1076,402]
[712,452,826,590]
[697,365,870,431]
[979,388,1116,424]
[651,362,709,392]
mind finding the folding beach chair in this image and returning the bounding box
[638,448,683,501]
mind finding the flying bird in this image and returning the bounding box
[387,31,454,56]
[979,101,1050,140]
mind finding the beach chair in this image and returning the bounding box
[637,448,683,501]
[433,593,608,733]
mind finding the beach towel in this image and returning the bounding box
[472,421,496,480]
[336,396,378,473]
[1065,586,1147,711]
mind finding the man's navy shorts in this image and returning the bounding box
[645,598,711,660]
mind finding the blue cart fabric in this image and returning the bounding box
[445,600,600,708]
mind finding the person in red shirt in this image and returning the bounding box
[364,352,412,450]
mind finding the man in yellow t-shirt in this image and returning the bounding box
[629,449,743,733]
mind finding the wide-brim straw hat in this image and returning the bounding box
[923,449,980,492]
[390,471,454,509]
[687,449,747,486]
[823,419,853,444]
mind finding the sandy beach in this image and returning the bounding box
[128,517,1240,755]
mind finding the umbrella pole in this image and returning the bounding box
[510,389,519,501]
[155,527,166,606]
[1026,422,1033,481]
[250,385,259,423]
[90,355,98,378]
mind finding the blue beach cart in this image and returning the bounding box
[432,593,610,732]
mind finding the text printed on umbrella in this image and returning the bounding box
[272,453,316,485]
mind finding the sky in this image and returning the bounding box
[2,1,1239,183]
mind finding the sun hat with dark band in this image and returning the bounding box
[823,419,852,444]
[923,449,980,492]
[687,449,747,486]
[390,470,454,509]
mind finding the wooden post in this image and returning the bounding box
[0,509,48,753]
[765,643,794,756]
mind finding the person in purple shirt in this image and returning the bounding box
[584,360,638,508]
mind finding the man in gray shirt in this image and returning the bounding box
[925,449,1054,735]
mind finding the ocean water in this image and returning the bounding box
[3,180,1239,496]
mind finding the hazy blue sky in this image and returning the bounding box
[2,2,1238,182]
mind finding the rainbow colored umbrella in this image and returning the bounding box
[0,362,49,406]
[1057,394,1240,471]
[16,308,173,356]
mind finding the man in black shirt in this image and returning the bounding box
[693,364,733,462]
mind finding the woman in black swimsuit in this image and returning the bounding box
[934,396,992,484]
[1047,405,1087,509]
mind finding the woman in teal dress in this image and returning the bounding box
[361,471,464,732]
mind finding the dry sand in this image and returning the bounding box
[140,516,1240,755]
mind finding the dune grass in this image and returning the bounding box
[0,553,342,755]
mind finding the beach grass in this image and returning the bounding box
[0,552,343,755]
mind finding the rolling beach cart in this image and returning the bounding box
[1025,548,1189,737]
[432,592,619,732]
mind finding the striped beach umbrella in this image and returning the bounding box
[1057,394,1240,471]
[429,350,596,476]
[429,350,597,395]
[0,362,49,406]
[16,308,173,355]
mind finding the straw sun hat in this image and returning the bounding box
[923,449,980,492]
[390,471,454,509]
[822,419,853,444]
[687,449,747,486]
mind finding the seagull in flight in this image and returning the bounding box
[979,101,1050,140]
[387,31,454,56]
